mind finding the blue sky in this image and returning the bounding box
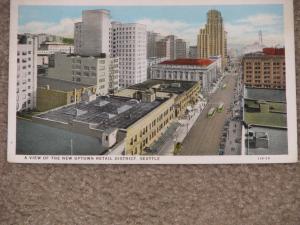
[18,5,284,48]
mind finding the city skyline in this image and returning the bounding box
[18,5,284,49]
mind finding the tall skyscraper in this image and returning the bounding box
[197,9,228,67]
[110,22,147,88]
[17,34,38,111]
[74,9,147,88]
[74,9,111,56]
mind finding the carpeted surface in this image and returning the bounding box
[0,1,299,224]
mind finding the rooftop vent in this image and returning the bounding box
[94,100,110,107]
[117,105,132,114]
[64,108,87,117]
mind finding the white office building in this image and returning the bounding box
[48,52,119,95]
[150,58,217,94]
[74,9,111,56]
[110,22,147,88]
[17,34,38,111]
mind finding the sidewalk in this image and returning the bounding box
[150,100,207,155]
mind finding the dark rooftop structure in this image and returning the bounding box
[244,87,286,102]
[35,96,166,130]
[38,76,93,92]
[128,79,198,94]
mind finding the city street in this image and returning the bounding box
[180,73,238,155]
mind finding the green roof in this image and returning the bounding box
[244,99,287,127]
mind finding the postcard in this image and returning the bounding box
[7,0,297,164]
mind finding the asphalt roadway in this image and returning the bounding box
[180,74,238,155]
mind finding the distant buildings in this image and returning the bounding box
[189,46,197,59]
[17,34,38,112]
[35,33,65,48]
[176,38,189,59]
[154,35,188,60]
[197,9,228,68]
[48,52,119,95]
[37,42,74,66]
[242,48,285,89]
[110,22,147,88]
[147,31,164,58]
[150,58,217,94]
[241,30,266,55]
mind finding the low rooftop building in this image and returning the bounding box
[18,95,176,155]
[116,79,201,118]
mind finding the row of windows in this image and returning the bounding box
[17,51,32,56]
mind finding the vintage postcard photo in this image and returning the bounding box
[7,0,297,164]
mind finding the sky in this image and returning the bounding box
[18,5,284,49]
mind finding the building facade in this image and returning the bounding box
[242,48,285,89]
[17,34,38,112]
[74,9,111,56]
[189,46,197,59]
[155,35,188,60]
[150,59,217,94]
[147,31,164,59]
[48,52,119,94]
[197,10,228,68]
[155,38,171,60]
[35,33,64,48]
[110,22,147,88]
[175,38,189,59]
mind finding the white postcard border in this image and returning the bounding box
[7,0,298,164]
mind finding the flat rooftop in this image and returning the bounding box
[244,87,286,102]
[128,79,198,94]
[35,96,166,130]
[244,99,287,128]
[247,126,288,155]
[38,76,92,92]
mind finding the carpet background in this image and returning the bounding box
[0,1,299,224]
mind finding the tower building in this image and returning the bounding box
[197,9,228,68]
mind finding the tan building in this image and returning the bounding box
[242,48,285,89]
[197,10,228,68]
[37,76,97,111]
